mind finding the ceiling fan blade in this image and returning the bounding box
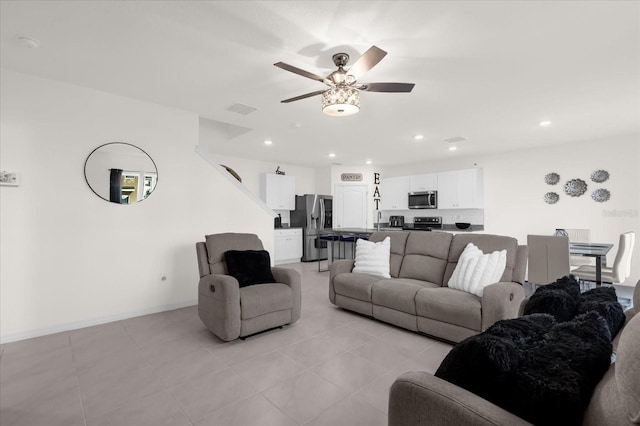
[281,90,325,103]
[359,82,415,93]
[346,46,387,80]
[274,62,327,83]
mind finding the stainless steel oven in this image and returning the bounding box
[408,191,437,209]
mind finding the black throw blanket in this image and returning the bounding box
[436,275,624,426]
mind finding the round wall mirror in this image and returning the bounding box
[84,142,158,204]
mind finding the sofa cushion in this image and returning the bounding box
[240,283,292,320]
[372,279,439,315]
[415,287,482,331]
[398,232,452,284]
[448,243,507,297]
[205,233,264,275]
[435,311,613,426]
[352,237,391,278]
[333,273,382,302]
[443,234,517,286]
[369,231,410,278]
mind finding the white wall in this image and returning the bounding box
[201,133,319,226]
[211,153,317,199]
[0,70,275,342]
[383,135,640,285]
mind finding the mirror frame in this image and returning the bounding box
[84,142,159,204]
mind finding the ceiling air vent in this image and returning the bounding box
[227,103,257,115]
[444,136,466,143]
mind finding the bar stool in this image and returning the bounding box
[338,234,357,260]
[318,234,338,272]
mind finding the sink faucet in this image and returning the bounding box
[377,211,382,231]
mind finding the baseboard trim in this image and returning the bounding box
[0,299,197,344]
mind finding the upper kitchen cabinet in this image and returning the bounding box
[261,173,295,210]
[409,173,438,192]
[380,176,410,210]
[437,168,484,209]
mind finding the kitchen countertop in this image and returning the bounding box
[317,225,484,236]
[441,224,484,232]
[318,228,379,236]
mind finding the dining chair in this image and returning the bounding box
[526,235,571,286]
[563,228,595,269]
[572,232,636,285]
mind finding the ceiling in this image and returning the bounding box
[1,1,638,168]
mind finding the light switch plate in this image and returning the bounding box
[0,171,20,186]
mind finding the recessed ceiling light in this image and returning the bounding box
[328,153,336,158]
[366,160,372,165]
[264,140,272,145]
[449,146,457,151]
[16,35,40,49]
[414,134,424,140]
[539,120,552,127]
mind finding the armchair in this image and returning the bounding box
[196,233,301,341]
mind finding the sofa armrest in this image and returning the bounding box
[329,259,355,304]
[481,281,525,330]
[518,296,530,317]
[271,266,302,323]
[198,274,242,341]
[389,371,532,426]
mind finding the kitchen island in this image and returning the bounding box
[317,228,377,267]
[316,226,485,270]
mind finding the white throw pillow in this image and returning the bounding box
[448,242,507,297]
[352,237,391,278]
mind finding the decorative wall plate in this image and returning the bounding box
[564,179,587,197]
[544,172,560,185]
[591,188,610,202]
[544,192,559,204]
[591,170,609,183]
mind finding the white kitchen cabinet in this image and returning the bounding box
[437,168,483,209]
[409,173,438,192]
[261,174,295,210]
[274,228,302,265]
[380,176,410,210]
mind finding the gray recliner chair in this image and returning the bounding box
[196,233,301,341]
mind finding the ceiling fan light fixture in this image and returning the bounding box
[322,86,360,116]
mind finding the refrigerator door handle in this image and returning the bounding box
[319,198,325,230]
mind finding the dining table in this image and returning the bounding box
[569,242,614,286]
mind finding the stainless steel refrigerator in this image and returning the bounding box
[290,194,333,262]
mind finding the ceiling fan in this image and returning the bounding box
[274,46,415,116]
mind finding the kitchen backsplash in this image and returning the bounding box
[274,210,291,227]
[378,209,484,225]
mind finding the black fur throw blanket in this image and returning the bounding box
[523,275,625,337]
[435,275,623,426]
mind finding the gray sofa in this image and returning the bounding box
[196,233,301,341]
[388,282,640,426]
[329,231,528,343]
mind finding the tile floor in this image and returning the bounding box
[0,262,453,426]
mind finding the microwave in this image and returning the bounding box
[408,191,437,209]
